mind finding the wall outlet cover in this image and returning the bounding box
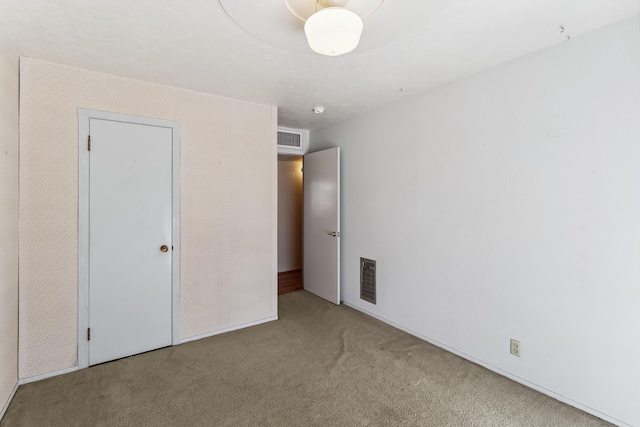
[510,338,521,357]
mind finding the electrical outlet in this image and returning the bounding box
[510,339,521,357]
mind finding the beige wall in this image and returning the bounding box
[277,156,303,272]
[0,36,19,413]
[19,58,277,379]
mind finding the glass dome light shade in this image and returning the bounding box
[304,7,364,56]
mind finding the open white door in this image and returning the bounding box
[303,147,340,304]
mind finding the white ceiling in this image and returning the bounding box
[1,0,638,130]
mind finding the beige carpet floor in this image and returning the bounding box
[2,291,610,426]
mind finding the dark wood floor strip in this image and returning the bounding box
[278,269,303,295]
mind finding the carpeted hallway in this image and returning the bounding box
[2,291,609,426]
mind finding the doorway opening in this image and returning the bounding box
[277,154,304,294]
[276,145,340,304]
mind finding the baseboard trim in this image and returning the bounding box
[0,381,19,421]
[180,316,279,344]
[18,366,78,386]
[15,316,279,386]
[342,302,629,427]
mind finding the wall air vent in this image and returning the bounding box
[277,131,302,148]
[277,126,309,155]
[360,258,376,304]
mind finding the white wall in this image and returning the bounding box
[311,16,640,427]
[19,58,277,379]
[0,32,19,417]
[277,156,303,272]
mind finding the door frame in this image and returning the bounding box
[77,108,182,369]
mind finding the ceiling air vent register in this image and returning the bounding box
[277,131,302,148]
[360,258,376,304]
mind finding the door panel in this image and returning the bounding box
[89,118,173,365]
[303,147,340,304]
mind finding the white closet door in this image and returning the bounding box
[89,118,173,365]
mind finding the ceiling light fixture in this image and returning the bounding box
[304,0,364,56]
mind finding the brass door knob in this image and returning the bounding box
[160,245,169,253]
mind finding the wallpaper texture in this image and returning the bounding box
[19,58,277,379]
[0,37,19,413]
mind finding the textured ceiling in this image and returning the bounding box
[1,0,638,130]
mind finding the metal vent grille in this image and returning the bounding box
[360,258,376,304]
[277,131,302,147]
